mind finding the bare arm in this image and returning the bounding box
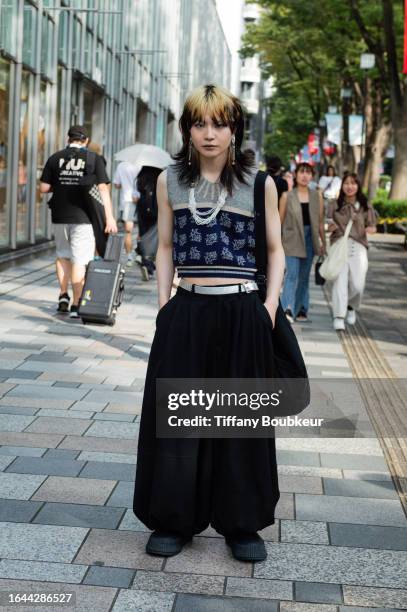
[98,183,118,233]
[264,176,285,326]
[156,170,175,309]
[39,182,52,194]
[279,191,288,225]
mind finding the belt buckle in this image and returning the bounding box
[243,282,254,293]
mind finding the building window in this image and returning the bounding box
[17,70,31,244]
[35,81,48,239]
[41,15,54,77]
[0,59,10,248]
[23,2,37,69]
[58,9,68,65]
[0,1,17,58]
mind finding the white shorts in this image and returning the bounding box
[120,200,137,223]
[53,223,95,266]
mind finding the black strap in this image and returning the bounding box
[254,170,268,284]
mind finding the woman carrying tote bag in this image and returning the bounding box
[326,173,377,331]
[132,84,293,563]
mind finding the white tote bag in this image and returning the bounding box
[319,219,353,281]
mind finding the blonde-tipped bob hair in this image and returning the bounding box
[173,84,254,194]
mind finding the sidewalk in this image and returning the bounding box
[0,239,405,612]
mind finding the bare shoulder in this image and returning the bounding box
[157,169,167,187]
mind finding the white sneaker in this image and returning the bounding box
[346,308,356,325]
[126,253,135,267]
[333,317,345,331]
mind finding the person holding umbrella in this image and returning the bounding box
[113,161,141,266]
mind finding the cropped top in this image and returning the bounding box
[166,165,257,280]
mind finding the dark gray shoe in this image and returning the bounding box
[146,531,192,557]
[225,532,267,562]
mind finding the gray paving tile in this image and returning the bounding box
[295,581,343,604]
[226,576,292,599]
[0,455,15,470]
[84,421,139,439]
[59,434,136,454]
[0,405,39,416]
[32,475,116,505]
[280,475,323,495]
[277,450,321,467]
[281,520,329,545]
[7,384,87,400]
[53,381,81,388]
[28,353,76,362]
[339,607,400,612]
[118,510,150,532]
[106,481,134,508]
[43,449,80,460]
[275,492,295,519]
[342,470,392,481]
[295,494,407,527]
[93,412,136,422]
[0,446,47,457]
[70,400,108,412]
[0,369,40,379]
[0,522,88,562]
[24,416,93,435]
[133,570,225,595]
[73,529,162,570]
[33,502,124,529]
[329,522,407,551]
[342,585,407,607]
[5,456,86,477]
[77,451,137,464]
[255,542,407,589]
[0,499,43,522]
[0,431,64,448]
[113,589,175,612]
[278,465,343,479]
[174,594,279,612]
[280,604,337,612]
[84,390,139,405]
[0,414,36,432]
[79,461,136,482]
[0,579,116,612]
[83,565,134,588]
[0,472,47,499]
[0,559,87,583]
[322,478,398,499]
[165,536,252,577]
[320,453,388,471]
[0,396,73,409]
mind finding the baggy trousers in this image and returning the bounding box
[331,238,368,318]
[133,285,280,538]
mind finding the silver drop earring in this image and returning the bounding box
[231,135,236,165]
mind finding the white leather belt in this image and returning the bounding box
[178,279,259,295]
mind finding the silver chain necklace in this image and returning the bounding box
[188,178,228,225]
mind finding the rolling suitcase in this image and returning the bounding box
[78,234,125,325]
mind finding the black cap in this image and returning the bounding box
[67,125,88,141]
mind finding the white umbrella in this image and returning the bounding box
[115,143,172,169]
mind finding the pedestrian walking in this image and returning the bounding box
[113,160,140,266]
[327,172,377,331]
[283,169,294,191]
[265,155,288,203]
[133,84,287,563]
[39,125,117,318]
[318,165,341,214]
[134,165,161,281]
[279,162,326,322]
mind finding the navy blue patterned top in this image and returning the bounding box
[166,165,257,280]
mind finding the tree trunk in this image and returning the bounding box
[389,110,407,200]
[368,123,391,201]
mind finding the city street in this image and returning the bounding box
[0,235,405,611]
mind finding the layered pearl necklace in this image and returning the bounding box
[188,177,228,225]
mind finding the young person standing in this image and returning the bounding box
[113,160,141,266]
[279,162,325,322]
[133,84,287,563]
[327,173,377,331]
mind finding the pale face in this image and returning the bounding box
[190,114,233,161]
[295,167,313,187]
[342,176,358,198]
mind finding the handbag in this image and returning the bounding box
[319,219,353,281]
[139,222,158,258]
[254,171,310,416]
[315,256,326,286]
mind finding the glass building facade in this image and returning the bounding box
[0,0,231,252]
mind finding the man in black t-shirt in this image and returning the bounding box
[40,126,117,318]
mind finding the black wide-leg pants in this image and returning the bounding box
[133,285,280,538]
